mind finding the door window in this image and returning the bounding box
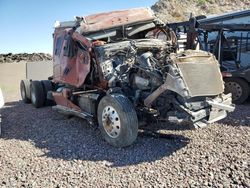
[55,37,63,56]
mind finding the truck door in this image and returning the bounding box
[53,29,64,82]
[53,28,91,88]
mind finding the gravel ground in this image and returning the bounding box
[0,100,249,187]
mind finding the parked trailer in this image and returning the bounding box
[0,87,4,135]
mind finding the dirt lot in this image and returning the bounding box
[0,63,250,187]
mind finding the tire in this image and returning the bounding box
[224,78,250,104]
[41,80,54,106]
[31,81,45,108]
[20,79,31,103]
[97,93,138,147]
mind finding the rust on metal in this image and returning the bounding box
[79,8,155,34]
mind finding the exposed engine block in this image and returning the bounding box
[94,39,174,89]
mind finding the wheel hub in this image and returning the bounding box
[102,106,121,138]
[225,81,242,101]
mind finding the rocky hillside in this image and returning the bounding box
[152,0,250,22]
[0,53,52,63]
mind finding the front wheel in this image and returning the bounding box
[97,93,138,147]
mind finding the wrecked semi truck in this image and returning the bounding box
[20,8,234,147]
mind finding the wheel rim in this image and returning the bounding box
[225,81,242,101]
[21,83,26,99]
[102,106,121,138]
[31,88,37,104]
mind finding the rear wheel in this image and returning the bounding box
[20,80,31,103]
[97,93,138,147]
[31,81,45,108]
[224,78,250,104]
[41,80,54,106]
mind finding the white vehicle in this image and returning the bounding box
[0,88,3,108]
[0,87,4,135]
